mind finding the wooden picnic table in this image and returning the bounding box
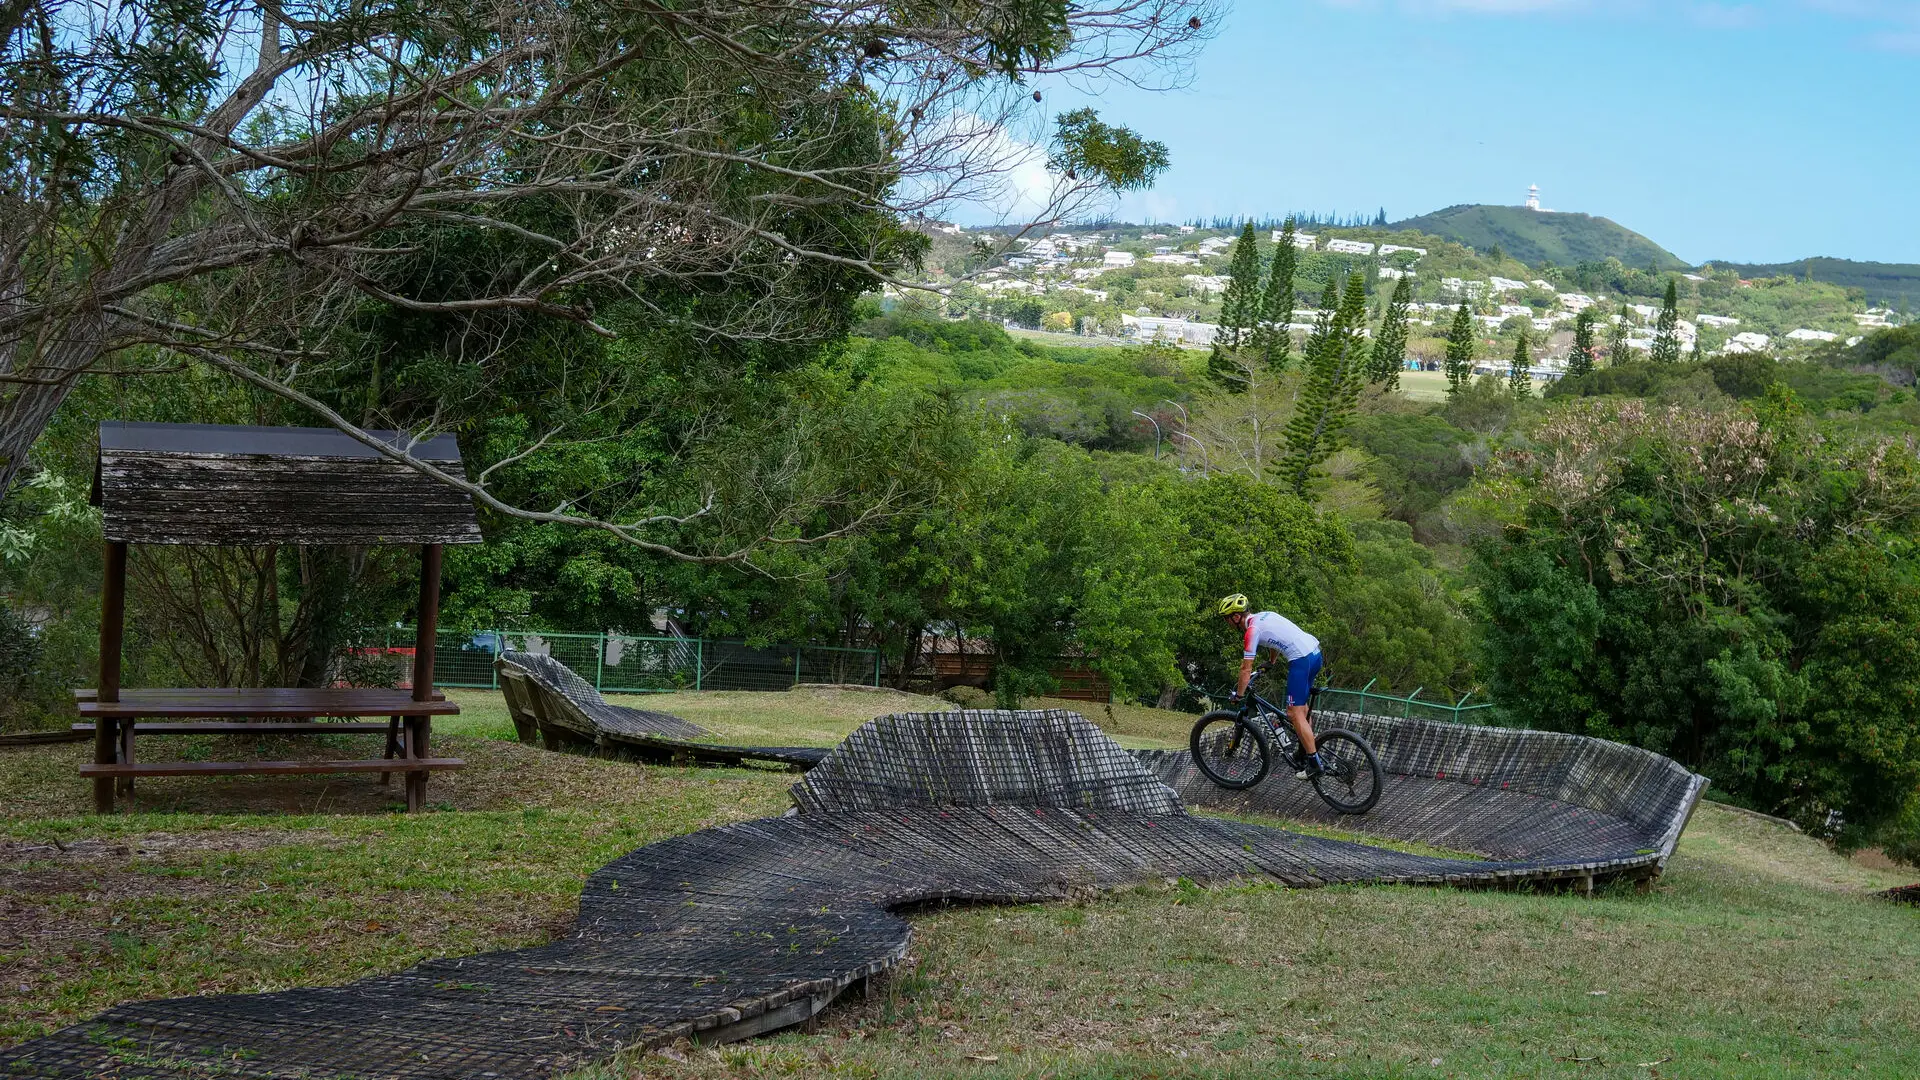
[75,687,464,812]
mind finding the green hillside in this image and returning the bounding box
[1708,256,1920,309]
[1392,204,1688,271]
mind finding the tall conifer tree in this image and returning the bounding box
[1569,307,1597,378]
[1208,222,1263,390]
[1369,276,1412,390]
[1277,273,1370,496]
[1444,302,1476,395]
[1508,329,1533,399]
[1254,218,1298,371]
[1650,278,1682,363]
[1606,303,1631,364]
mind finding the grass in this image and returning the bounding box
[2,689,1915,1079]
[604,803,1920,1080]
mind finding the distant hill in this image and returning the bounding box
[1705,257,1920,309]
[1390,204,1688,272]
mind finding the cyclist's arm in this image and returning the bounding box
[1233,657,1256,698]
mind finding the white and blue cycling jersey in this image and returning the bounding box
[1241,611,1320,662]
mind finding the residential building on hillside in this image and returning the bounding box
[1698,314,1740,328]
[1182,274,1231,295]
[1442,278,1490,299]
[1787,328,1838,342]
[1557,293,1597,312]
[1629,304,1658,321]
[1102,251,1136,268]
[1855,310,1895,327]
[1198,237,1232,256]
[1378,244,1427,257]
[1378,266,1414,280]
[1724,332,1772,354]
[1291,232,1318,249]
[1489,276,1529,293]
[1149,253,1199,266]
[1530,279,1554,291]
[1121,313,1217,346]
[1325,239,1376,256]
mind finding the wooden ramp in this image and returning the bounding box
[0,710,1709,1080]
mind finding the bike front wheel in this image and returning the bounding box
[1310,728,1383,814]
[1189,709,1273,790]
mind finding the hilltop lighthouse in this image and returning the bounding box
[1525,183,1541,211]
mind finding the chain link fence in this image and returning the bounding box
[346,628,880,694]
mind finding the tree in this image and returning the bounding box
[1209,222,1263,387]
[1651,279,1683,363]
[1368,276,1411,390]
[1253,218,1298,372]
[0,0,1215,545]
[1472,393,1920,850]
[1276,273,1369,495]
[1507,329,1532,399]
[1569,307,1597,378]
[1606,303,1632,365]
[1444,303,1477,395]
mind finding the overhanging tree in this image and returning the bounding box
[0,0,1218,560]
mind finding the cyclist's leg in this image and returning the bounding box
[1284,651,1323,755]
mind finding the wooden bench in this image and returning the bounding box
[79,688,465,812]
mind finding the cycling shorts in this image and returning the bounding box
[1285,650,1323,708]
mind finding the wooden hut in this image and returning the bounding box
[81,421,482,811]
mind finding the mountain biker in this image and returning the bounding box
[1217,593,1325,777]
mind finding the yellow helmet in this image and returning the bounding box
[1216,593,1249,616]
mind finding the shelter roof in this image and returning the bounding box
[92,421,482,546]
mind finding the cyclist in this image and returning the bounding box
[1217,593,1325,777]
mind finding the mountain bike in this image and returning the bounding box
[1187,674,1383,814]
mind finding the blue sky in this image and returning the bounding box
[1036,0,1918,265]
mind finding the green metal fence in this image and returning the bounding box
[1314,679,1497,725]
[349,628,881,694]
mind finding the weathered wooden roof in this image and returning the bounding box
[93,421,483,546]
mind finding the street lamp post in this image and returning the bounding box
[1129,409,1162,459]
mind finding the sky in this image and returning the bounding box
[1012,0,1919,265]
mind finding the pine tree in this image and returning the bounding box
[1253,218,1298,371]
[1369,276,1411,390]
[1208,222,1263,389]
[1507,329,1532,400]
[1374,206,1387,226]
[1650,278,1681,363]
[1444,302,1476,395]
[1606,303,1631,365]
[1277,273,1370,496]
[1569,307,1597,378]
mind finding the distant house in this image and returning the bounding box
[1682,273,1707,282]
[1489,276,1529,293]
[1442,278,1490,300]
[1556,293,1596,312]
[1291,232,1318,250]
[1854,311,1894,327]
[1121,313,1217,346]
[1529,279,1554,291]
[1697,314,1740,328]
[1378,244,1427,257]
[1102,251,1136,268]
[1724,332,1772,354]
[1324,239,1376,256]
[1198,237,1232,255]
[1148,253,1199,266]
[1378,266,1415,280]
[1786,328,1838,343]
[1629,304,1658,321]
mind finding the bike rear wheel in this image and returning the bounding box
[1189,709,1273,789]
[1309,728,1383,814]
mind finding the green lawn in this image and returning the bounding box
[2,690,1913,1079]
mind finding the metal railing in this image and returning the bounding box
[348,628,881,694]
[1313,679,1497,725]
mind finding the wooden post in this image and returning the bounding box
[411,544,442,700]
[94,541,128,813]
[408,544,442,812]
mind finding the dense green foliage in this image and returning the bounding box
[1472,393,1920,848]
[1390,204,1687,270]
[1710,257,1920,308]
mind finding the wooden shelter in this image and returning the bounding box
[81,421,483,812]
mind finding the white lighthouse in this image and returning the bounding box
[1525,183,1541,211]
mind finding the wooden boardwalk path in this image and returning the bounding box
[0,710,1708,1080]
